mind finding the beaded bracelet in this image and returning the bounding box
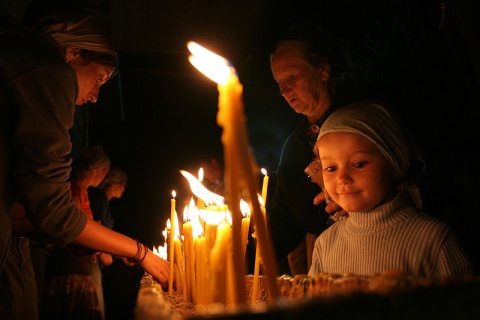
[128,238,149,265]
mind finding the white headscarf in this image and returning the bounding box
[318,99,425,209]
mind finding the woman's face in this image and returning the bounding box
[271,45,331,121]
[66,48,113,105]
[72,62,112,105]
[317,132,397,212]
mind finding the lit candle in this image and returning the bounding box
[174,237,187,299]
[197,168,206,209]
[168,191,176,295]
[261,168,269,205]
[251,235,261,304]
[189,42,246,305]
[183,206,196,303]
[240,199,250,265]
[241,217,250,264]
[200,206,223,251]
[180,170,224,206]
[252,197,268,303]
[188,41,279,304]
[194,236,206,306]
[208,220,231,304]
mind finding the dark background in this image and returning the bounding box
[46,0,480,249]
[6,0,480,318]
[87,0,480,260]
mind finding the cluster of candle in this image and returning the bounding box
[153,41,281,308]
[154,169,269,307]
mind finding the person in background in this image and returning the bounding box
[267,24,355,275]
[42,145,110,319]
[88,166,129,320]
[0,9,169,319]
[200,158,224,196]
[89,166,128,238]
[308,100,474,278]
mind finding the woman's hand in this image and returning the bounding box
[140,249,171,290]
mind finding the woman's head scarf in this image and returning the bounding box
[317,99,425,209]
[40,11,117,61]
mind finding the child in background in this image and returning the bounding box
[89,166,129,320]
[308,100,474,278]
[43,146,110,320]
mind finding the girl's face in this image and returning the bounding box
[317,132,397,212]
[270,45,331,121]
[111,182,126,199]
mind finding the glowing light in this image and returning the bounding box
[187,41,232,85]
[240,199,250,218]
[153,244,167,260]
[180,170,224,206]
[198,207,228,226]
[185,197,204,238]
[257,194,265,208]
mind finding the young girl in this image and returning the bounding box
[308,100,474,278]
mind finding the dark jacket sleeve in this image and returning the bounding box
[9,64,88,245]
[267,120,330,262]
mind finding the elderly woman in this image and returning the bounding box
[268,24,353,275]
[0,11,169,319]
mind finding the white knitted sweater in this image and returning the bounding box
[308,192,474,278]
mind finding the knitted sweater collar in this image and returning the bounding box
[344,192,416,235]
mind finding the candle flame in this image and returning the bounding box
[153,244,168,260]
[186,197,204,237]
[172,190,176,198]
[198,207,228,226]
[198,167,204,182]
[183,205,190,223]
[187,41,232,85]
[180,170,224,206]
[257,194,265,208]
[261,168,267,176]
[240,199,250,218]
